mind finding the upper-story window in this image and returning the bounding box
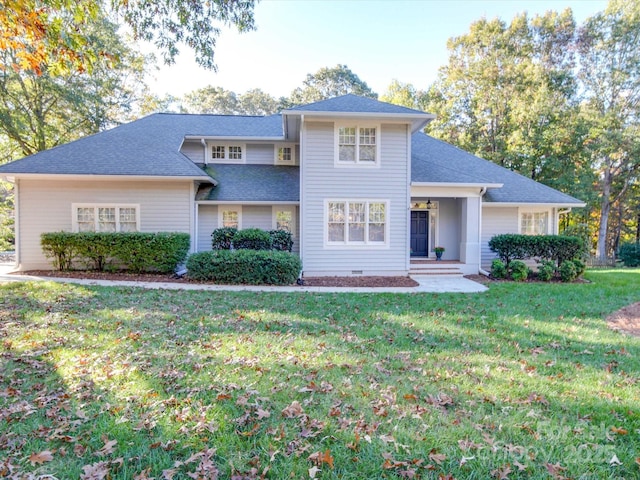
[336,124,379,166]
[520,211,549,235]
[275,144,296,165]
[209,143,244,163]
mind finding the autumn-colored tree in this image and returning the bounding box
[0,0,257,75]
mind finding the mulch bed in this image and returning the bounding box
[19,271,419,288]
[606,302,640,338]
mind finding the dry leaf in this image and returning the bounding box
[610,454,622,466]
[308,466,321,478]
[95,438,117,456]
[29,450,53,466]
[491,464,512,479]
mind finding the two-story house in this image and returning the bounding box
[0,95,584,275]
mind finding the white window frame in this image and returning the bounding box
[324,199,389,248]
[207,142,246,164]
[72,204,140,233]
[274,144,297,165]
[218,205,242,229]
[334,123,381,167]
[272,206,296,237]
[519,209,551,235]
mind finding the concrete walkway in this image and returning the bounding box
[0,263,487,294]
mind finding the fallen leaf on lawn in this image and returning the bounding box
[460,456,474,466]
[95,438,117,456]
[134,468,154,479]
[513,460,526,471]
[80,461,109,480]
[309,466,321,478]
[610,454,622,466]
[308,449,334,469]
[282,400,304,418]
[429,451,446,465]
[491,464,512,479]
[29,450,54,466]
[256,407,271,420]
[545,462,566,479]
[611,426,628,435]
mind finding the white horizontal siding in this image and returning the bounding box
[301,121,409,275]
[481,206,518,267]
[17,179,192,270]
[197,205,217,251]
[246,144,274,165]
[181,140,205,164]
[196,204,300,254]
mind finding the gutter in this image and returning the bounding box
[478,187,487,276]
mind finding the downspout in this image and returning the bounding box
[201,139,207,166]
[299,114,305,279]
[478,187,490,276]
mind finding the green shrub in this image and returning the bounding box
[232,228,272,250]
[40,232,190,273]
[491,259,507,279]
[559,260,578,282]
[510,260,529,282]
[211,227,237,250]
[489,234,586,266]
[537,260,556,282]
[618,242,640,267]
[186,250,301,285]
[270,229,294,252]
[572,258,586,277]
[41,232,77,270]
[112,232,191,273]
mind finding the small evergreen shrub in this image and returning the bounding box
[572,258,586,277]
[488,234,586,266]
[270,229,294,252]
[618,242,640,267]
[537,260,556,282]
[510,260,529,282]
[186,250,301,285]
[559,260,578,282]
[233,228,272,250]
[211,227,237,250]
[491,259,507,279]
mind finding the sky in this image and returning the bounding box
[144,0,609,99]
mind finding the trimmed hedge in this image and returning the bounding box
[233,228,272,250]
[211,227,237,250]
[211,227,294,252]
[489,234,586,266]
[619,242,640,267]
[41,232,190,273]
[186,250,301,285]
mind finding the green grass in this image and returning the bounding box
[1,269,639,479]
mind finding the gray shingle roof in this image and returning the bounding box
[287,94,430,116]
[411,133,584,205]
[198,165,299,202]
[0,113,283,177]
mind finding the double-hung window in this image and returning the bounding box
[218,205,242,229]
[520,211,549,235]
[272,206,296,237]
[336,124,379,166]
[209,143,244,163]
[73,204,139,232]
[327,200,387,245]
[275,144,296,165]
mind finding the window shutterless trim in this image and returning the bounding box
[71,204,140,232]
[323,199,390,248]
[333,123,381,168]
[217,205,242,229]
[207,142,246,164]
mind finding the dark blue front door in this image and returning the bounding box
[410,211,429,257]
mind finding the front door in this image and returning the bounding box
[410,211,429,257]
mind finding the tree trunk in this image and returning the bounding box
[596,168,612,259]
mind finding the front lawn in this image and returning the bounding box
[1,270,639,479]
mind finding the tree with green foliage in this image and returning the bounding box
[182,87,282,115]
[0,0,257,75]
[576,0,640,258]
[288,64,377,105]
[380,79,428,110]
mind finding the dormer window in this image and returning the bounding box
[275,144,296,165]
[208,143,244,163]
[335,124,380,166]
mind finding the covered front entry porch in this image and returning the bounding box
[409,186,486,275]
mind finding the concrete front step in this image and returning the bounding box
[409,268,464,277]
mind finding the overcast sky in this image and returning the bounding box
[143,0,609,99]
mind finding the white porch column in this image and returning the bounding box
[460,197,481,267]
